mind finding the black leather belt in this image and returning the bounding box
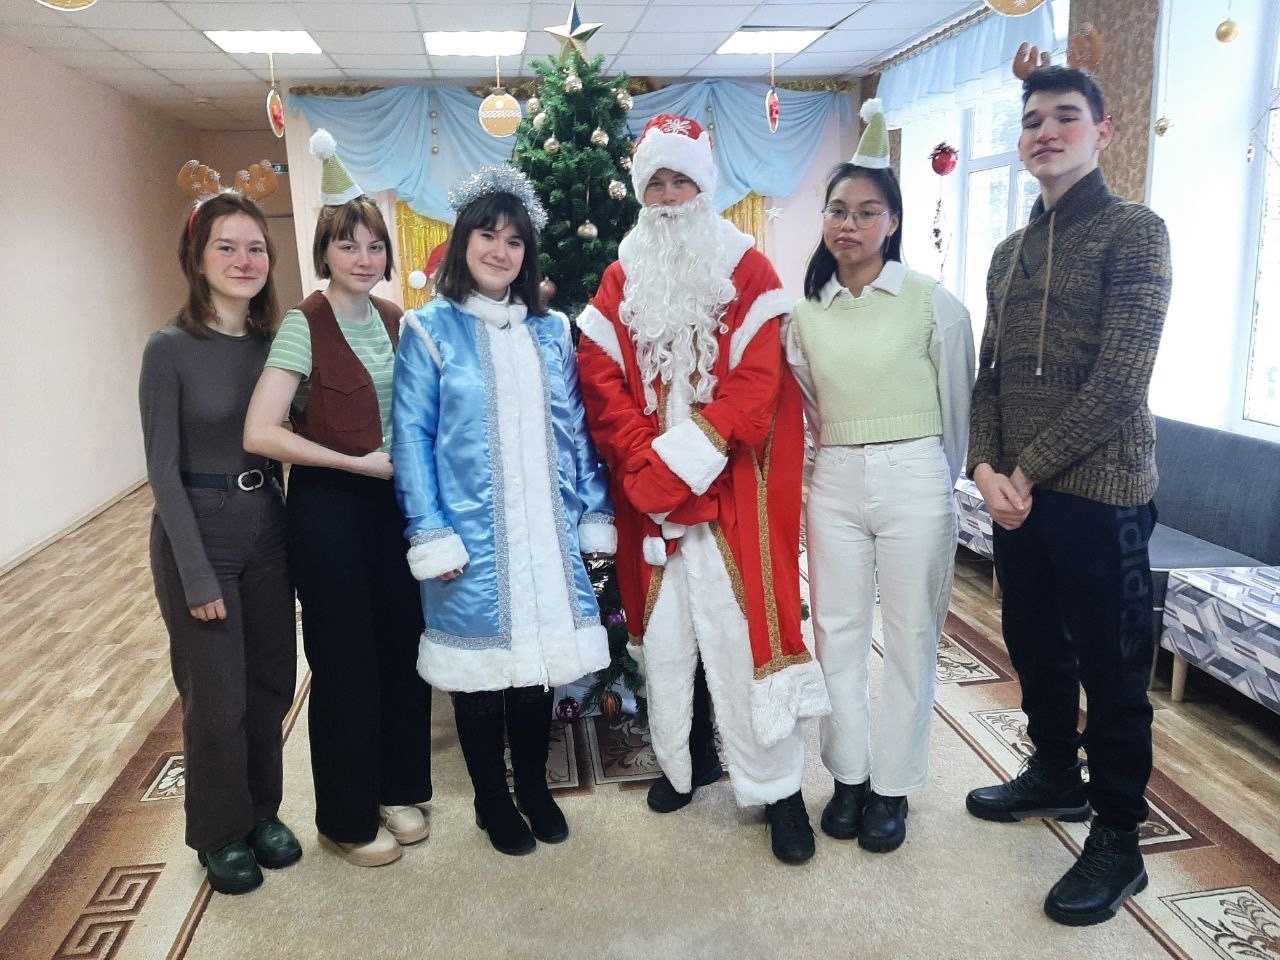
[181,469,268,492]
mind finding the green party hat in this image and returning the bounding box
[309,128,363,205]
[851,98,890,169]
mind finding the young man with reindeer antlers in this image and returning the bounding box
[963,31,1173,926]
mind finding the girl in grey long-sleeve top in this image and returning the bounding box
[139,189,299,896]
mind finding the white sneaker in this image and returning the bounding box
[319,826,403,867]
[379,804,430,844]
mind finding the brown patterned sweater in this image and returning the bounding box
[967,168,1172,507]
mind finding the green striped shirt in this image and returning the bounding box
[266,303,396,451]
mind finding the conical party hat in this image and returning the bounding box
[310,128,363,205]
[851,98,890,169]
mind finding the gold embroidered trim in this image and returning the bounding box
[754,420,784,664]
[753,650,813,681]
[711,522,748,617]
[641,567,664,638]
[691,411,729,454]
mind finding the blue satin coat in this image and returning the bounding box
[392,298,612,652]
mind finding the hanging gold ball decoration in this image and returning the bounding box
[577,221,598,240]
[1153,116,1173,137]
[532,111,548,130]
[590,128,609,147]
[608,179,627,201]
[565,73,583,94]
[544,135,561,154]
[1215,19,1239,43]
[616,89,633,112]
[527,95,541,114]
[478,91,522,138]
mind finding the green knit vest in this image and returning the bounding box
[793,270,941,446]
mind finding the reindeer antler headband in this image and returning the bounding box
[1012,23,1105,81]
[177,159,279,236]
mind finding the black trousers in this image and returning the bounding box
[150,483,297,852]
[992,489,1157,830]
[287,466,432,843]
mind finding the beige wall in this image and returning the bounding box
[0,37,199,571]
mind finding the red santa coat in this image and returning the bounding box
[577,245,826,746]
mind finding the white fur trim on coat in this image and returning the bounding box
[575,304,626,377]
[577,520,617,555]
[643,535,668,567]
[651,418,728,496]
[748,658,832,748]
[407,533,469,581]
[728,287,793,369]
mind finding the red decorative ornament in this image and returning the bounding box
[599,690,622,723]
[764,87,781,133]
[930,143,958,176]
[555,696,581,721]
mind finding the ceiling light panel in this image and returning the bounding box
[423,31,525,57]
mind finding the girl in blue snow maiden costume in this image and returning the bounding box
[392,165,616,857]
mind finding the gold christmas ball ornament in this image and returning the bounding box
[616,89,633,112]
[590,128,609,147]
[608,179,627,200]
[478,91,522,138]
[532,111,548,130]
[1216,19,1239,42]
[577,220,598,240]
[1153,116,1173,137]
[527,96,541,114]
[544,135,561,154]
[565,73,583,93]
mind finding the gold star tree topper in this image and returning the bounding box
[544,0,603,56]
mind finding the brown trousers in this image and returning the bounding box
[149,483,297,852]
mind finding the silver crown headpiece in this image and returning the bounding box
[448,164,548,231]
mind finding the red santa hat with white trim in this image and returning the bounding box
[630,113,718,198]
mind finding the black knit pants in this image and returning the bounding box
[287,466,432,844]
[993,489,1157,830]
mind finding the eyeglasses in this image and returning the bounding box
[822,207,889,229]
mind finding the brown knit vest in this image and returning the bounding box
[292,290,401,456]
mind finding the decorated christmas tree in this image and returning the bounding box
[513,25,643,721]
[512,46,639,317]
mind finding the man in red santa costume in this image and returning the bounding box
[576,114,830,863]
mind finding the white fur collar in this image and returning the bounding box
[618,212,753,283]
[458,293,528,329]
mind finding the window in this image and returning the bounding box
[957,86,1035,340]
[1244,91,1280,427]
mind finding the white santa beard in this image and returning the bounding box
[621,194,737,414]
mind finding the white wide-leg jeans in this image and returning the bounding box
[806,436,956,795]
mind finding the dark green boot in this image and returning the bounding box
[197,839,263,895]
[246,817,302,869]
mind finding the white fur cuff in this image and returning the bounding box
[749,658,832,748]
[407,533,470,581]
[651,419,728,497]
[660,520,687,539]
[643,535,668,567]
[578,520,617,555]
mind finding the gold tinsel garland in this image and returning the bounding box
[395,202,451,309]
[723,193,767,251]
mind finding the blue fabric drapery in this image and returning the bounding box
[876,2,1063,128]
[292,80,850,219]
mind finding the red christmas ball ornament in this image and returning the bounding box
[599,690,622,723]
[930,142,958,176]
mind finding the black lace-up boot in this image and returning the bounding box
[966,755,1092,822]
[1044,823,1147,926]
[765,790,815,864]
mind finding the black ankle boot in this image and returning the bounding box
[966,755,1092,823]
[820,780,868,840]
[506,687,568,843]
[1044,824,1147,926]
[859,791,908,852]
[245,817,302,869]
[765,790,815,864]
[454,691,536,856]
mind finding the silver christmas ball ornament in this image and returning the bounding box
[608,179,627,201]
[544,135,560,154]
[532,111,548,130]
[590,128,609,147]
[527,95,541,114]
[565,73,582,93]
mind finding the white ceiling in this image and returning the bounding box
[0,0,983,130]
